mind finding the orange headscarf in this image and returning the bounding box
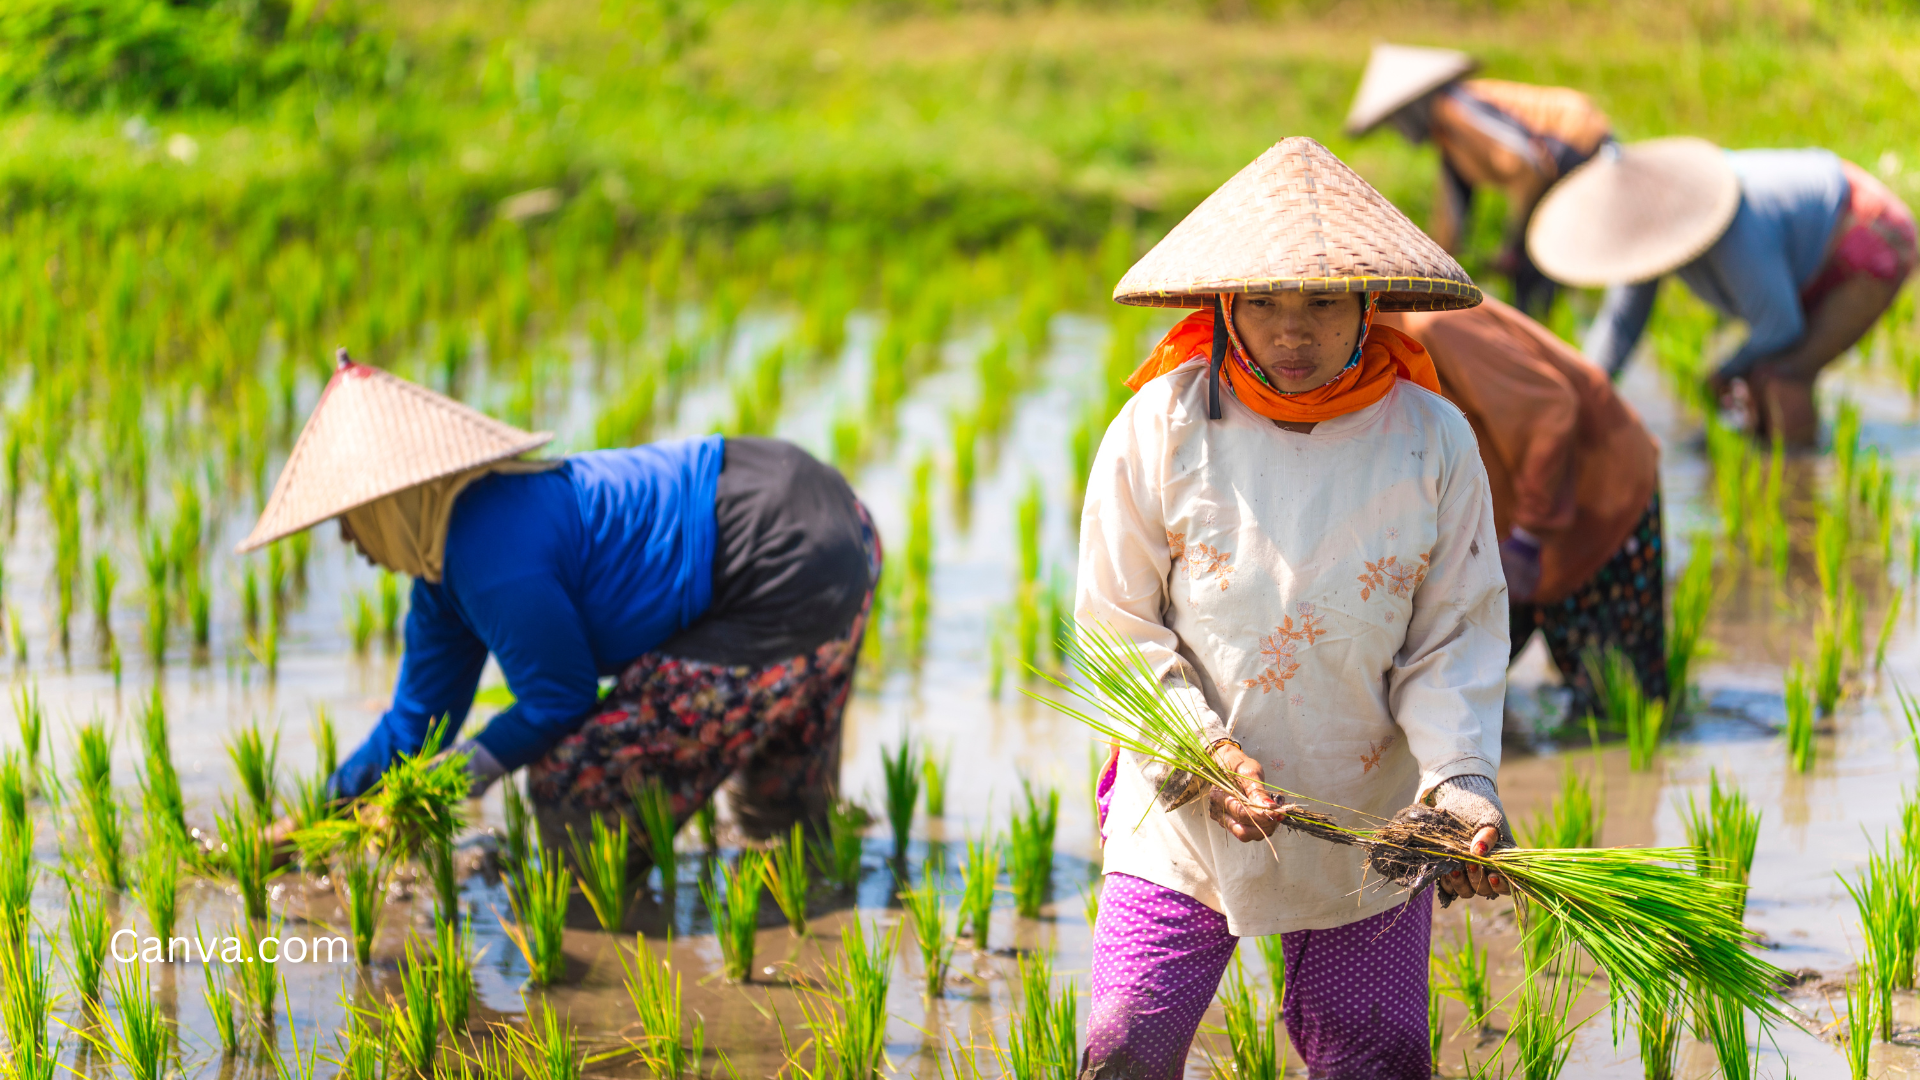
[1124,294,1441,424]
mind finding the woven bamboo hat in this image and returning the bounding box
[236,350,553,553]
[1526,137,1741,287]
[1114,137,1482,312]
[1344,43,1476,136]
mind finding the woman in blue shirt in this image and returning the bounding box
[1528,138,1915,446]
[241,353,877,846]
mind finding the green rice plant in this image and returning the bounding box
[1843,957,1876,1080]
[923,748,949,818]
[501,773,534,873]
[0,809,33,950]
[1815,606,1847,714]
[1255,932,1286,1006]
[1842,843,1911,1033]
[227,721,281,824]
[188,579,210,650]
[1038,621,1791,1016]
[1680,771,1761,923]
[217,799,276,920]
[1005,780,1058,919]
[814,799,865,892]
[632,776,681,894]
[567,813,633,931]
[623,933,705,1080]
[700,849,766,983]
[350,592,377,654]
[424,831,459,924]
[96,963,173,1080]
[694,799,718,851]
[334,842,388,966]
[500,998,583,1080]
[1436,906,1492,1033]
[904,452,934,657]
[313,706,339,780]
[0,934,57,1080]
[73,721,126,890]
[1081,882,1099,931]
[787,917,896,1080]
[236,915,282,1025]
[63,874,110,1008]
[339,987,393,1080]
[7,606,23,666]
[1784,662,1817,773]
[1701,993,1757,1080]
[0,751,28,847]
[1521,761,1603,849]
[133,819,180,947]
[134,690,188,848]
[1584,648,1663,770]
[1666,543,1713,711]
[90,553,116,641]
[201,964,240,1057]
[880,736,921,860]
[1006,950,1077,1080]
[1875,587,1904,672]
[241,564,261,635]
[1208,957,1278,1080]
[956,833,997,950]
[1636,981,1682,1080]
[1507,939,1590,1080]
[435,913,475,1034]
[899,870,955,996]
[379,570,404,648]
[1428,959,1445,1062]
[388,938,441,1078]
[13,684,41,783]
[761,821,811,937]
[287,771,333,838]
[503,848,572,986]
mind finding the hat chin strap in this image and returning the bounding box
[1207,297,1228,421]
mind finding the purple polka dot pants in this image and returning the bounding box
[1083,873,1433,1080]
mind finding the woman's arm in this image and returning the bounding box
[1581,279,1660,377]
[329,579,489,800]
[457,572,603,773]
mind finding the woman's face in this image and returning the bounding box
[1231,293,1365,394]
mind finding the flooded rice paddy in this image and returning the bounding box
[9,296,1920,1079]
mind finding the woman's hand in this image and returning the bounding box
[1437,826,1511,901]
[1205,742,1289,843]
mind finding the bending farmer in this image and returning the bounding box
[240,353,876,852]
[1080,138,1512,1080]
[1381,297,1665,718]
[1345,43,1613,316]
[1529,137,1916,446]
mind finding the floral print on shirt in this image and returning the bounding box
[1241,604,1325,694]
[1168,530,1234,591]
[1357,552,1432,601]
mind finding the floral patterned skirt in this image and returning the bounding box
[526,504,879,848]
[1510,493,1667,718]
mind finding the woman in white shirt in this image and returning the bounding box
[1079,138,1513,1080]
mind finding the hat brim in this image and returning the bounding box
[1116,275,1483,312]
[1527,137,1741,287]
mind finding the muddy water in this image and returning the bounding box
[11,314,1920,1078]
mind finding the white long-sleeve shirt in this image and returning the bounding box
[1076,359,1510,936]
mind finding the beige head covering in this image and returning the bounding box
[1113,136,1481,312]
[1526,137,1742,287]
[1344,43,1477,136]
[238,350,556,581]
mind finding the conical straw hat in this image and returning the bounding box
[1526,137,1741,287]
[1344,43,1477,136]
[236,350,553,553]
[1114,137,1482,312]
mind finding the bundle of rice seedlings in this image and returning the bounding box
[95,964,173,1080]
[1255,934,1286,1004]
[11,686,40,786]
[1006,951,1076,1080]
[504,849,572,986]
[700,850,766,983]
[135,810,180,942]
[694,800,718,851]
[435,913,475,1035]
[1207,957,1279,1080]
[761,822,811,937]
[632,777,680,895]
[924,748,949,818]
[202,963,240,1057]
[1636,980,1682,1080]
[1036,621,1792,1017]
[134,690,188,850]
[898,870,955,996]
[500,998,583,1080]
[1681,771,1761,923]
[1666,543,1713,710]
[501,773,534,873]
[73,721,126,890]
[623,934,705,1080]
[0,937,58,1080]
[568,813,633,932]
[881,737,922,861]
[63,875,110,1009]
[1585,648,1662,771]
[1701,993,1758,1080]
[423,832,460,924]
[1843,958,1876,1080]
[337,989,393,1080]
[0,752,26,843]
[812,800,865,892]
[784,917,896,1080]
[1436,907,1492,1033]
[389,939,441,1077]
[1521,762,1602,850]
[1784,663,1816,773]
[1006,781,1058,919]
[237,916,282,1026]
[1875,587,1905,672]
[217,799,277,920]
[1841,844,1910,1036]
[313,706,339,782]
[1505,942,1591,1080]
[956,833,998,950]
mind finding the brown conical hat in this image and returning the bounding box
[236,350,553,553]
[1114,137,1482,312]
[1344,43,1477,136]
[1526,137,1741,287]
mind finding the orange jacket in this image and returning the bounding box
[1378,298,1658,604]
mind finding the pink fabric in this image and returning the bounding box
[1800,161,1918,308]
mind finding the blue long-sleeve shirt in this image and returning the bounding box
[1584,148,1849,377]
[329,437,725,799]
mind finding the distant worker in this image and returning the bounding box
[244,353,877,857]
[1529,137,1916,447]
[1345,43,1613,317]
[1378,297,1665,717]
